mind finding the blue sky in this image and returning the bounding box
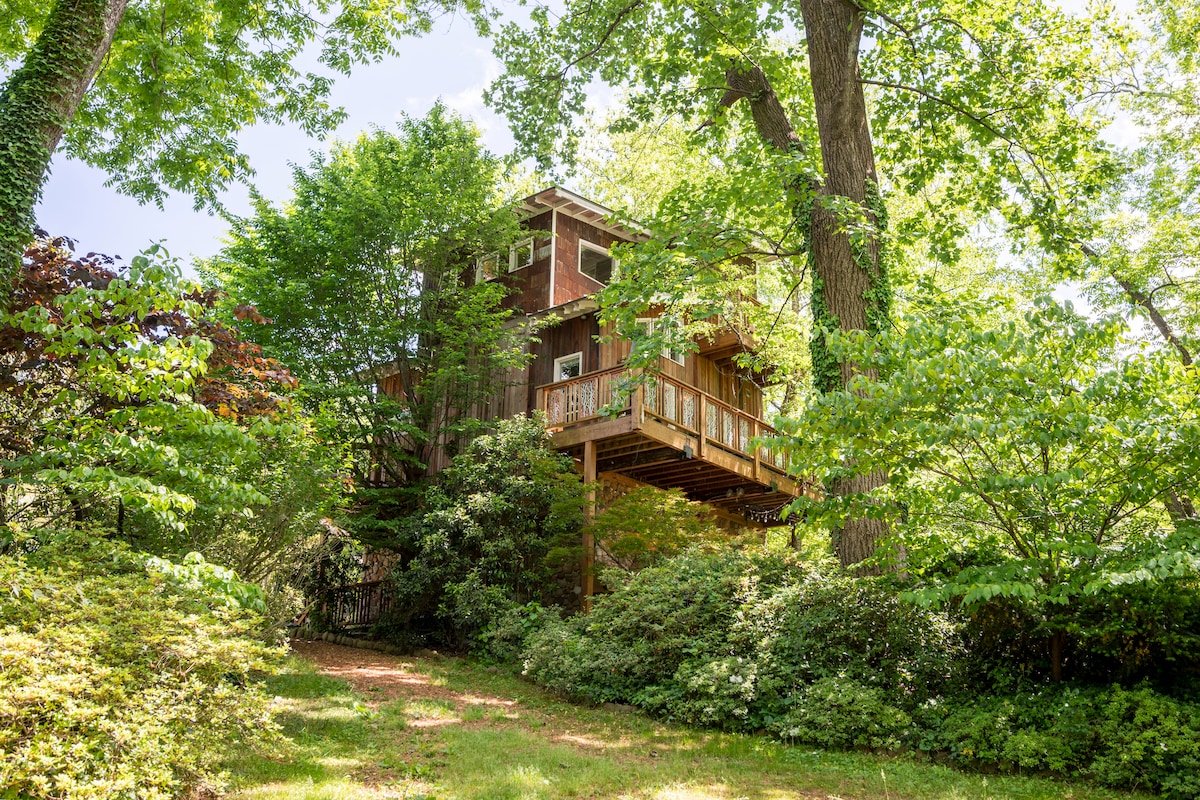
[35,10,516,272]
[32,0,1141,277]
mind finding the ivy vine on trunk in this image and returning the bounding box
[0,0,128,287]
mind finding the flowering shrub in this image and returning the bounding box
[0,533,282,799]
[521,549,959,732]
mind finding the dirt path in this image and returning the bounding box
[290,639,487,706]
[288,638,526,729]
[285,638,837,800]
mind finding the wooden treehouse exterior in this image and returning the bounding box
[480,187,801,526]
[539,366,798,522]
[346,186,802,625]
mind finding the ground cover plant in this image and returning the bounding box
[221,639,1153,800]
[0,532,281,799]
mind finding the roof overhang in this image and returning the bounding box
[530,296,600,323]
[519,186,651,243]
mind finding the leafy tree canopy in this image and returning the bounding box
[0,0,477,290]
[0,0,463,208]
[1,235,299,532]
[779,294,1200,675]
[205,104,534,488]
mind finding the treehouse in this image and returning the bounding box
[334,187,803,625]
[479,187,801,528]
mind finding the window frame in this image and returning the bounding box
[578,239,615,285]
[552,351,584,382]
[510,237,535,273]
[475,251,501,284]
[636,317,686,366]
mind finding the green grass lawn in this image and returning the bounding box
[221,648,1152,800]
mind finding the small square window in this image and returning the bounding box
[510,237,534,272]
[579,241,614,285]
[553,352,583,381]
[475,252,500,283]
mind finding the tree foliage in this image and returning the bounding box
[779,295,1200,677]
[486,0,1132,566]
[377,415,585,650]
[583,486,732,573]
[206,105,535,491]
[0,234,301,534]
[0,0,463,285]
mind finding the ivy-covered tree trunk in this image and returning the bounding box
[0,0,128,289]
[724,2,891,570]
[799,0,891,572]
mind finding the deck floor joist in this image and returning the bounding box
[553,423,800,526]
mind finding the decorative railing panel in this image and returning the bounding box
[539,368,791,478]
[539,366,629,426]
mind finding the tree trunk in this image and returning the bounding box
[1050,629,1065,682]
[723,1,893,570]
[1105,271,1196,526]
[0,0,129,284]
[799,0,891,571]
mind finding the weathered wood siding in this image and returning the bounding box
[553,215,621,307]
[500,210,554,312]
[529,314,602,412]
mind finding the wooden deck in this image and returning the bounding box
[537,367,804,525]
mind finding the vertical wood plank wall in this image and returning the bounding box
[552,215,620,307]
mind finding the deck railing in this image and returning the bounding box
[538,365,630,427]
[537,367,788,477]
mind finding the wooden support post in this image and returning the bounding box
[697,399,707,459]
[582,439,597,612]
[752,420,761,483]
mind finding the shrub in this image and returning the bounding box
[921,684,1200,798]
[744,575,961,707]
[769,677,912,750]
[0,532,281,799]
[522,549,961,733]
[1090,686,1200,799]
[519,547,1200,797]
[382,415,586,650]
[474,601,561,664]
[523,549,796,709]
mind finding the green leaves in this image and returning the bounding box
[143,550,267,612]
[0,535,281,798]
[41,0,446,210]
[782,295,1200,615]
[205,105,534,487]
[1,238,285,532]
[381,415,586,648]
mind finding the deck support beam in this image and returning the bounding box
[582,439,597,611]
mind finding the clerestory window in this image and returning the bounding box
[579,240,614,285]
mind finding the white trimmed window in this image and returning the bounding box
[579,240,614,285]
[475,252,500,283]
[636,318,686,365]
[510,237,534,272]
[552,352,583,382]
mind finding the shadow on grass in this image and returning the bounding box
[223,662,412,799]
[224,653,1155,800]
